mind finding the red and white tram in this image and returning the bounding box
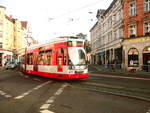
[20,36,88,79]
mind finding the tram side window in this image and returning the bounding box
[27,53,33,65]
[45,50,52,65]
[57,48,68,66]
[38,51,45,65]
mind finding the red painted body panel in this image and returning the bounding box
[23,70,88,80]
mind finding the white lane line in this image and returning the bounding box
[90,73,150,81]
[40,83,68,113]
[0,90,12,98]
[14,81,51,99]
[146,109,150,113]
[40,110,55,113]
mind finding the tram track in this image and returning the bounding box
[16,70,150,102]
[69,80,150,102]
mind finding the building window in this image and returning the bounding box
[129,2,136,16]
[0,19,2,25]
[144,0,150,12]
[0,43,2,48]
[129,24,136,37]
[144,22,150,35]
[114,31,117,39]
[0,31,2,38]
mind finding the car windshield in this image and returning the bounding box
[68,47,86,65]
[7,62,15,65]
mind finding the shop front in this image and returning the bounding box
[122,37,150,71]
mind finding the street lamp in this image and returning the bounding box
[105,37,107,68]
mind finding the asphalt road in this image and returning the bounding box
[0,68,150,113]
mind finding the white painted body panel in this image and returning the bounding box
[23,64,88,74]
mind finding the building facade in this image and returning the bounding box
[0,6,13,66]
[90,0,124,67]
[123,0,150,71]
[0,6,29,66]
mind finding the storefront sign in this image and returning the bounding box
[123,37,150,44]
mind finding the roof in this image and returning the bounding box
[0,6,6,9]
[96,9,105,18]
[89,21,98,32]
[103,0,117,16]
[28,36,85,50]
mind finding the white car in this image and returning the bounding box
[5,61,16,69]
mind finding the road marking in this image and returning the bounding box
[146,109,150,113]
[40,83,68,113]
[0,90,12,98]
[40,110,55,113]
[90,73,150,81]
[14,81,51,99]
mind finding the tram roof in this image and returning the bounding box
[27,36,85,50]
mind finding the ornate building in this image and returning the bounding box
[122,0,150,71]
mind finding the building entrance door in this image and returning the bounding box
[143,46,150,72]
[143,53,150,72]
[0,53,2,66]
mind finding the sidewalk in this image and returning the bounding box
[88,64,150,79]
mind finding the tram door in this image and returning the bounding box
[57,48,64,72]
[143,53,150,72]
[33,52,38,71]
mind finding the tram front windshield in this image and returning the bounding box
[68,47,86,66]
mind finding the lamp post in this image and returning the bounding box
[105,37,107,68]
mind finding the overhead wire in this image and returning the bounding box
[48,0,113,21]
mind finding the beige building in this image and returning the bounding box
[90,0,123,66]
[0,6,29,66]
[4,15,15,51]
[14,20,28,54]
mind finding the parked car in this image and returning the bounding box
[5,61,16,70]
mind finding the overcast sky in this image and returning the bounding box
[0,0,113,41]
